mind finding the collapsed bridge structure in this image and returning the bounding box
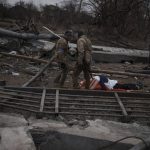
[0,87,150,125]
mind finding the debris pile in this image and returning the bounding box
[0,21,149,150]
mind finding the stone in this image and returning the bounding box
[0,127,36,150]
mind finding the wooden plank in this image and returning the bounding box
[22,55,56,87]
[114,92,128,116]
[55,89,59,114]
[40,88,46,112]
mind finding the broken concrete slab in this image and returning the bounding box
[0,127,36,150]
[32,130,133,150]
[0,113,36,150]
[69,43,149,63]
[29,119,150,145]
[0,113,28,127]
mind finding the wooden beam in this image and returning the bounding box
[22,55,56,87]
[114,92,128,117]
[43,26,61,39]
[40,87,46,112]
[55,89,59,114]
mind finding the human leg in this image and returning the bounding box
[114,83,140,90]
[72,64,82,88]
[83,64,91,89]
[54,71,62,83]
[60,66,68,86]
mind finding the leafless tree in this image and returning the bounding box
[87,0,150,39]
[0,0,7,5]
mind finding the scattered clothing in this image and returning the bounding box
[80,75,143,91]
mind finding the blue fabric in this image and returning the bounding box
[58,48,64,53]
[99,75,108,84]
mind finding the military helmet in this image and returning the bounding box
[64,30,73,37]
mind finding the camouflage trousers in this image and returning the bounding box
[54,63,68,87]
[72,63,91,89]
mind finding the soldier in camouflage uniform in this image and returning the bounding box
[54,30,73,87]
[73,31,92,89]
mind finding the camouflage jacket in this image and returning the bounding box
[77,35,92,64]
[55,37,68,63]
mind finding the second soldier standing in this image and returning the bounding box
[73,31,92,89]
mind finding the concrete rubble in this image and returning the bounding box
[29,118,150,149]
[0,113,36,150]
[0,113,150,150]
[29,118,150,144]
[0,25,150,150]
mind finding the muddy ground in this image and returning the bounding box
[0,56,149,92]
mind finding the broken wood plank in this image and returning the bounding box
[43,26,61,38]
[55,89,59,114]
[114,92,128,117]
[22,55,56,87]
[0,52,48,64]
[40,87,46,112]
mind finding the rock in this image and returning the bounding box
[9,51,17,55]
[78,120,89,128]
[25,66,40,74]
[0,127,36,150]
[29,119,67,129]
[124,61,131,65]
[67,119,78,126]
[12,72,20,76]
